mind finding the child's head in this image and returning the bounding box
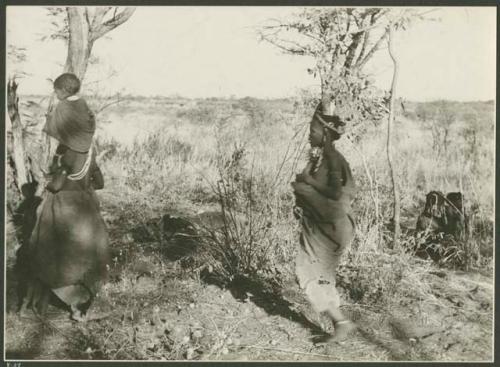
[53,73,81,100]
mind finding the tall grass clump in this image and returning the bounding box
[193,131,300,289]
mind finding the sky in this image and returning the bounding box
[6,6,497,101]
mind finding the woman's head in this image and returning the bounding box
[53,73,81,100]
[309,103,345,147]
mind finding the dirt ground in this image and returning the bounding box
[4,261,493,361]
[4,201,493,362]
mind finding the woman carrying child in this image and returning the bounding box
[292,101,357,343]
[25,73,109,321]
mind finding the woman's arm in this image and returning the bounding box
[301,132,344,200]
[90,164,104,190]
[46,167,68,193]
[302,172,343,200]
[46,145,72,193]
[295,161,313,183]
[89,149,104,190]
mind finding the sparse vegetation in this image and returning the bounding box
[5,94,494,361]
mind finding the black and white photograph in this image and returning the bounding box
[4,4,496,363]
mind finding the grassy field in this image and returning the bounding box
[5,94,494,361]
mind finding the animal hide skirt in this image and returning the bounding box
[29,190,109,304]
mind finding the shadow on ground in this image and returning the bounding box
[201,271,330,340]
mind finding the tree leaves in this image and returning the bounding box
[258,7,432,135]
[41,7,69,42]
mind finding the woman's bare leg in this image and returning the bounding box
[325,306,356,341]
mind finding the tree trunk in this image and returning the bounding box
[321,91,333,114]
[39,7,134,187]
[7,80,29,192]
[42,7,94,175]
[64,7,93,79]
[7,7,136,200]
[319,57,334,114]
[386,25,401,247]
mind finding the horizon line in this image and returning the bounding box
[15,92,495,105]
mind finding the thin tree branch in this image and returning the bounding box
[84,8,91,29]
[90,7,136,42]
[91,6,112,30]
[301,31,326,45]
[259,34,307,55]
[354,10,378,66]
[373,8,391,23]
[343,31,363,70]
[345,10,352,34]
[97,148,112,162]
[356,29,389,69]
[355,30,370,67]
[386,23,401,247]
[94,96,125,115]
[347,18,389,36]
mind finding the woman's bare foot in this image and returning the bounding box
[312,321,356,347]
[70,305,87,322]
[330,320,356,342]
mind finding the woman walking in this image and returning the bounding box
[292,102,356,342]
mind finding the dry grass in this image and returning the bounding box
[89,95,495,290]
[5,94,494,361]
